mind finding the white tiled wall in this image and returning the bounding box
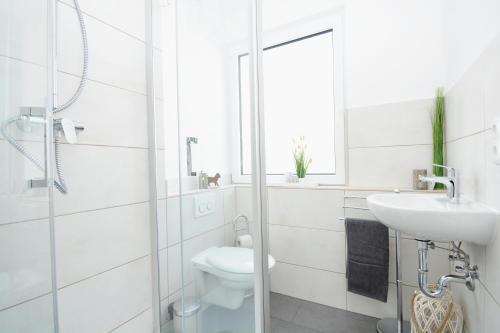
[347,99,434,189]
[157,187,237,328]
[444,31,500,333]
[0,0,159,332]
[266,187,450,321]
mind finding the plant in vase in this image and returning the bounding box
[293,136,312,181]
[431,87,445,189]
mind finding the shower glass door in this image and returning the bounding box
[0,1,57,332]
[156,0,269,332]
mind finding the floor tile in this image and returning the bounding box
[270,292,303,322]
[271,317,322,333]
[289,296,379,333]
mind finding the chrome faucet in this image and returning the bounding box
[419,164,459,203]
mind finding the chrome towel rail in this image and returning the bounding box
[342,192,409,332]
[342,205,369,211]
[344,195,367,199]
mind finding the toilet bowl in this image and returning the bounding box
[192,246,276,310]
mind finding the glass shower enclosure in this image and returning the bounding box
[0,0,58,331]
[0,0,270,332]
[154,0,270,332]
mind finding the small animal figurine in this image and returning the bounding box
[207,173,221,187]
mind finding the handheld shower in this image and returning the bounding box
[1,0,89,194]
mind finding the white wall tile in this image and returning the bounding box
[268,188,345,231]
[54,145,149,215]
[445,59,486,142]
[235,186,253,221]
[348,99,433,148]
[179,191,225,241]
[157,199,168,249]
[484,217,500,303]
[0,294,54,333]
[0,0,46,65]
[0,57,47,140]
[0,140,50,225]
[484,289,500,332]
[0,220,52,310]
[269,225,345,273]
[445,28,500,333]
[155,100,166,150]
[152,0,164,50]
[154,49,164,100]
[57,73,148,148]
[111,308,154,333]
[165,190,227,248]
[57,2,146,94]
[166,196,181,246]
[270,262,346,309]
[447,132,487,201]
[349,145,432,189]
[483,34,500,129]
[159,248,169,300]
[224,223,236,247]
[58,0,146,41]
[167,243,181,295]
[156,150,167,199]
[55,203,151,287]
[58,256,152,333]
[451,281,486,333]
[223,187,236,224]
[484,130,500,212]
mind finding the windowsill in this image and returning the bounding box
[165,180,443,198]
[231,181,444,193]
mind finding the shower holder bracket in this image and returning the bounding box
[17,106,46,132]
[29,178,48,189]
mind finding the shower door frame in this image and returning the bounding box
[248,0,271,332]
[47,0,60,331]
[146,0,270,331]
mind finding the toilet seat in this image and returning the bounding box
[193,246,276,278]
[191,246,276,310]
[207,247,254,274]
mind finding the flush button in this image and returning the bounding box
[194,193,216,218]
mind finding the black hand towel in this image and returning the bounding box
[345,218,389,302]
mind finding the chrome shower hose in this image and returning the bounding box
[1,0,88,194]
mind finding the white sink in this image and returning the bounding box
[367,193,497,245]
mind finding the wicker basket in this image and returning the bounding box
[411,287,463,333]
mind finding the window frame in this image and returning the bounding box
[231,12,346,185]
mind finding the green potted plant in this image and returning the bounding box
[293,136,312,181]
[431,87,445,189]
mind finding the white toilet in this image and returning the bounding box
[192,246,276,310]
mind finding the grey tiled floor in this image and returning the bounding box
[270,292,379,333]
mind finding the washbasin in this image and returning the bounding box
[367,193,497,245]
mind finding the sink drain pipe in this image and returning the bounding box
[417,240,477,298]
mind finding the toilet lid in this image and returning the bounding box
[206,247,275,274]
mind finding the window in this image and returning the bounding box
[237,29,345,183]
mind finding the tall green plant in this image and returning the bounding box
[293,136,312,178]
[431,87,445,189]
